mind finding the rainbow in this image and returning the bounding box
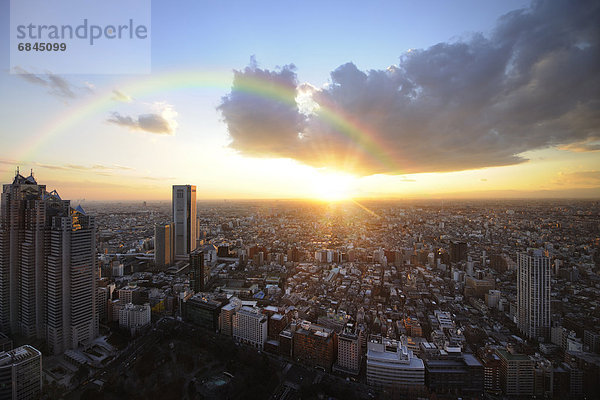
[15,68,400,173]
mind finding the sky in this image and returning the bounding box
[0,0,598,201]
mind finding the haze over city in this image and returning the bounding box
[1,0,598,201]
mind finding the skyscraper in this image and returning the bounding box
[517,249,551,340]
[189,249,205,292]
[0,170,98,354]
[172,185,197,260]
[0,170,48,339]
[154,222,174,268]
[46,204,98,354]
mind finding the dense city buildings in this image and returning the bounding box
[172,185,197,260]
[517,249,551,340]
[84,199,600,398]
[2,173,599,398]
[0,345,42,400]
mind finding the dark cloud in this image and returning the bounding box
[108,112,175,135]
[13,67,93,99]
[107,103,177,135]
[218,0,600,175]
[218,59,305,157]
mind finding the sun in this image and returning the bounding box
[310,171,356,201]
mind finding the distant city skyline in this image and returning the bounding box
[1,0,598,201]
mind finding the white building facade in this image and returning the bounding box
[119,303,151,335]
[232,306,267,350]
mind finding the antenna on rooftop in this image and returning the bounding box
[30,168,34,177]
[15,166,19,176]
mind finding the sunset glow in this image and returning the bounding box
[310,172,356,202]
[0,0,598,200]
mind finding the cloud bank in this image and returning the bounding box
[218,0,600,175]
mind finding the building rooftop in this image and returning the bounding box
[496,348,530,361]
[0,345,41,367]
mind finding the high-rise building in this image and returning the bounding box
[479,347,502,395]
[154,222,174,268]
[46,201,98,354]
[336,324,362,375]
[0,170,50,338]
[517,249,551,340]
[172,185,197,260]
[0,345,42,400]
[189,249,205,293]
[450,241,468,263]
[0,170,98,354]
[97,287,108,323]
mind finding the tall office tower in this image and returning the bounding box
[172,185,197,260]
[517,249,551,340]
[46,204,98,354]
[189,249,205,292]
[0,170,98,354]
[0,345,42,400]
[154,222,174,268]
[0,170,54,338]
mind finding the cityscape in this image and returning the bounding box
[1,173,599,399]
[1,0,599,399]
